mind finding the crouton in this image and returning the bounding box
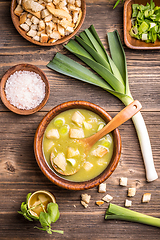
[22,0,45,12]
[102,194,113,203]
[65,26,74,35]
[27,29,37,37]
[98,183,106,193]
[14,4,23,16]
[25,18,32,26]
[53,0,60,4]
[38,20,45,31]
[44,14,53,22]
[52,16,60,23]
[119,177,128,187]
[33,35,40,41]
[81,193,91,204]
[71,111,85,126]
[59,18,73,28]
[128,188,136,197]
[67,147,79,158]
[75,0,81,7]
[57,0,67,9]
[72,10,79,23]
[83,162,93,171]
[67,0,75,4]
[37,29,46,36]
[20,12,27,24]
[26,9,41,19]
[69,128,84,139]
[50,30,61,40]
[142,193,151,203]
[52,152,67,171]
[31,15,39,24]
[81,201,88,208]
[48,38,56,43]
[95,200,104,206]
[30,24,38,30]
[46,21,57,30]
[20,23,30,32]
[41,9,50,18]
[125,199,132,207]
[92,146,108,158]
[46,129,60,139]
[58,24,65,36]
[46,5,72,20]
[67,3,80,11]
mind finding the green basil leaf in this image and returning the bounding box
[26,193,32,204]
[39,212,51,227]
[47,203,60,223]
[20,202,27,214]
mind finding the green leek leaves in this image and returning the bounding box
[47,25,158,182]
[105,203,160,228]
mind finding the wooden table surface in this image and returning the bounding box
[1,0,160,239]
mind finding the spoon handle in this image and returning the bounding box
[85,100,142,147]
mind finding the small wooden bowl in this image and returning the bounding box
[0,63,50,115]
[34,101,121,190]
[28,190,56,218]
[10,0,86,46]
[124,0,160,49]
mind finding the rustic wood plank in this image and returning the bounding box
[1,0,160,239]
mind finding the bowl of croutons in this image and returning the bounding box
[11,0,86,46]
[34,100,121,190]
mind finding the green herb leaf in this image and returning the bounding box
[26,193,32,204]
[18,192,63,234]
[39,212,51,227]
[47,203,60,223]
[20,202,28,214]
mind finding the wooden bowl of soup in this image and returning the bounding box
[34,101,121,190]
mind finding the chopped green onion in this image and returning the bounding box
[47,25,158,182]
[54,118,65,127]
[105,203,160,228]
[130,0,160,43]
[59,125,69,136]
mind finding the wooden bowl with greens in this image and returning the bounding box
[124,0,160,49]
[34,100,121,190]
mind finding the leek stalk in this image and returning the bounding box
[47,25,158,182]
[105,203,160,228]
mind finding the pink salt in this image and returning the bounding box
[5,70,46,110]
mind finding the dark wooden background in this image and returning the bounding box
[1,0,160,239]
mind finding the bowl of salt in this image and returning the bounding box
[0,63,50,115]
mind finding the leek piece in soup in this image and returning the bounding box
[43,109,113,182]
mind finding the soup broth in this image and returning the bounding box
[43,109,114,182]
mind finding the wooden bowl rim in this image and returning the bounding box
[10,0,86,46]
[34,100,121,190]
[0,63,50,115]
[124,0,160,50]
[28,190,56,217]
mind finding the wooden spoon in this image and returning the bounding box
[79,100,142,149]
[51,100,142,176]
